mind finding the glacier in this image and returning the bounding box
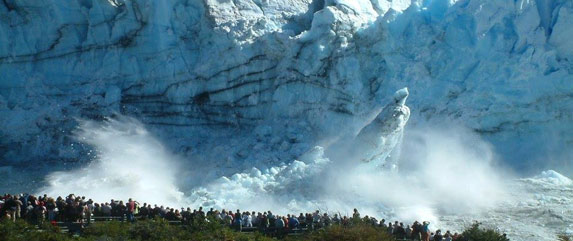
[1,0,572,172]
[1,0,573,240]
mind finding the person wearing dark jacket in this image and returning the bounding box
[394,222,407,239]
[288,215,299,229]
[234,209,242,231]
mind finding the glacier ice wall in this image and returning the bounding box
[0,0,572,174]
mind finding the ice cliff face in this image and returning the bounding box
[0,0,572,173]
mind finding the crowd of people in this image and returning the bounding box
[1,193,468,241]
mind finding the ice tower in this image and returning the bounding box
[354,88,410,171]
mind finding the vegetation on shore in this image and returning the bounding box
[0,218,529,241]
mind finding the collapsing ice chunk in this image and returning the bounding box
[353,88,411,171]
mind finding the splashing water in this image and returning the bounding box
[186,125,510,227]
[37,115,573,239]
[39,116,509,228]
[39,117,185,206]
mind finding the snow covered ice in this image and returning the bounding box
[528,170,573,186]
[1,0,573,240]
